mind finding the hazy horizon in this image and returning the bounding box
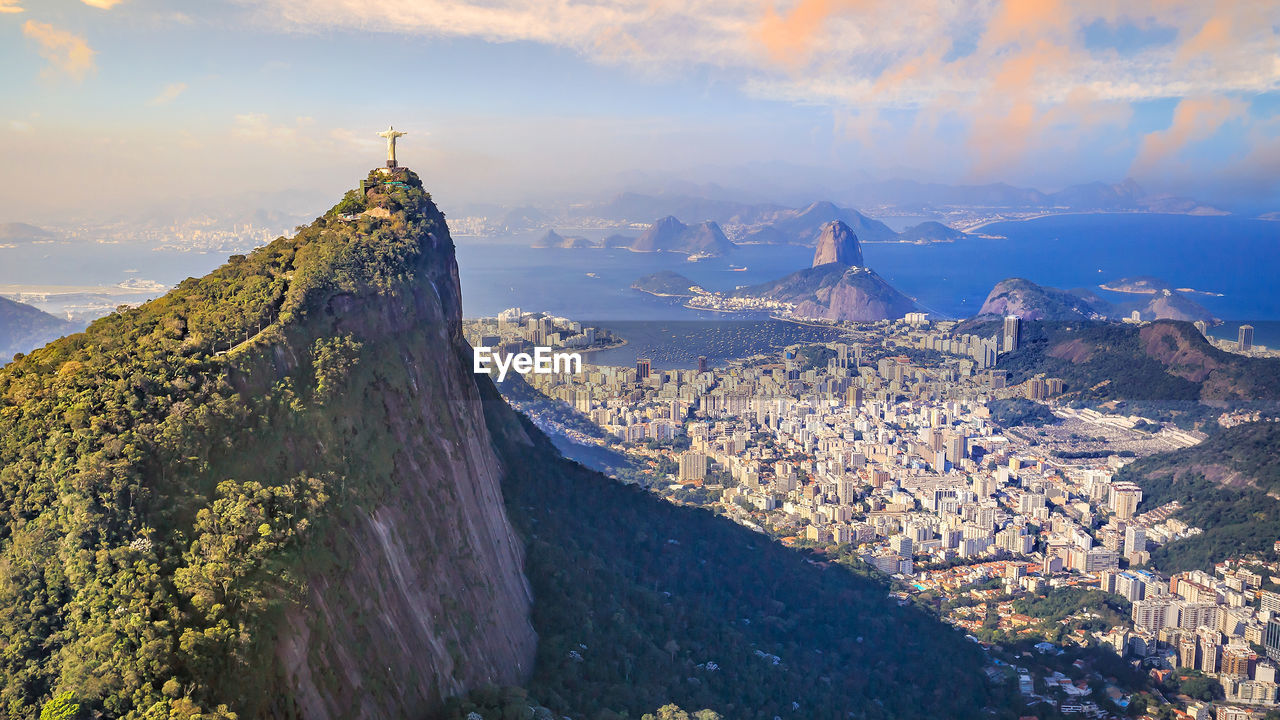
[2,0,1278,223]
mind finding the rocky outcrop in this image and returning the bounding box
[274,251,538,717]
[736,263,919,322]
[631,216,734,256]
[976,278,1111,321]
[811,220,863,267]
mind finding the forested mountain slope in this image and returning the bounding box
[0,169,535,719]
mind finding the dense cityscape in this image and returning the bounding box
[468,308,1280,719]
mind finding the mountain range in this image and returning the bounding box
[568,177,1222,226]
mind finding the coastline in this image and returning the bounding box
[962,208,1230,233]
[577,337,629,355]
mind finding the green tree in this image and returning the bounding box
[38,693,80,720]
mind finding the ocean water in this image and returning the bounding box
[581,319,852,370]
[4,214,1277,344]
[456,214,1280,327]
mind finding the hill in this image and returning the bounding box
[631,216,734,256]
[633,270,701,297]
[1119,421,1280,572]
[972,277,1215,324]
[0,168,1010,719]
[897,221,967,243]
[532,229,598,248]
[0,221,56,242]
[977,319,1280,420]
[0,295,77,363]
[974,278,1111,321]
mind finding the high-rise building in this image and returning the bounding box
[697,355,708,373]
[1265,619,1280,661]
[678,451,707,481]
[1108,482,1143,520]
[847,386,864,409]
[1124,525,1147,558]
[636,358,652,380]
[1133,598,1174,632]
[1003,315,1021,353]
[1239,324,1255,352]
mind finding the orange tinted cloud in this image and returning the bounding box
[966,40,1076,177]
[1175,15,1230,64]
[1131,95,1247,175]
[0,0,23,13]
[80,0,125,7]
[754,0,874,68]
[22,21,96,81]
[983,0,1069,47]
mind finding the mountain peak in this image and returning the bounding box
[811,220,863,267]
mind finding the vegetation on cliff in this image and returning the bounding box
[1119,421,1280,572]
[0,169,536,719]
[976,319,1280,424]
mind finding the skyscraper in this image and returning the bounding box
[637,358,652,380]
[697,355,708,373]
[1002,315,1021,353]
[1239,325,1255,352]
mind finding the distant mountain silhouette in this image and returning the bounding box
[744,201,898,245]
[630,216,734,256]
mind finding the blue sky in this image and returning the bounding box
[1,0,1278,220]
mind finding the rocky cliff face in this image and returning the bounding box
[0,168,535,719]
[737,263,919,322]
[810,220,863,267]
[976,277,1110,320]
[273,230,538,718]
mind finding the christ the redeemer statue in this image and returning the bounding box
[378,125,407,168]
